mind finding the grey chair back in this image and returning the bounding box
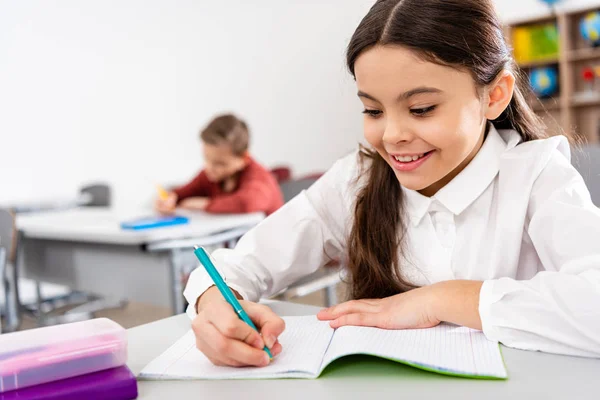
[80,184,111,207]
[572,145,600,207]
[280,178,319,203]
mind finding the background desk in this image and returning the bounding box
[15,208,263,314]
[127,300,600,400]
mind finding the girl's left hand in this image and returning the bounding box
[317,285,441,330]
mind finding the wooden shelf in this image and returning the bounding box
[564,4,600,17]
[509,14,557,27]
[517,57,559,69]
[571,96,600,107]
[507,7,600,141]
[567,47,600,62]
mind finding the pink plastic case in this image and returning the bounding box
[0,318,127,393]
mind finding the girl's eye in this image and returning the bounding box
[410,105,436,116]
[362,109,382,118]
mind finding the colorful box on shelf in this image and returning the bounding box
[0,318,127,393]
[512,22,560,65]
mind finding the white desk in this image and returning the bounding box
[16,208,263,245]
[13,208,263,321]
[127,300,600,400]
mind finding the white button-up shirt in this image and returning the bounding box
[184,125,600,357]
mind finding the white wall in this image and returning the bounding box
[2,0,600,210]
[0,0,372,209]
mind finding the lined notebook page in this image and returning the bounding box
[139,316,334,380]
[321,323,507,378]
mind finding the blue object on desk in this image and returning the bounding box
[120,215,189,230]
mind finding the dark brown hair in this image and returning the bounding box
[346,0,548,300]
[200,114,250,156]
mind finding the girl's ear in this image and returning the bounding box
[484,71,515,120]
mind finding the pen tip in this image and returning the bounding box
[193,245,199,250]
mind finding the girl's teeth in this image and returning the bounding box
[394,153,425,162]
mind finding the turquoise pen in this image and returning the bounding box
[193,246,273,360]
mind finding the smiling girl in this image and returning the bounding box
[183,0,600,367]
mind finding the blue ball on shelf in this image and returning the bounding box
[529,67,559,98]
[580,11,600,47]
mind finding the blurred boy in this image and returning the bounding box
[155,114,283,215]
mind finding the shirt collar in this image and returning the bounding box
[403,124,509,226]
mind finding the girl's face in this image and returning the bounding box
[354,45,507,196]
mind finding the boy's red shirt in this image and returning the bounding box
[173,157,284,215]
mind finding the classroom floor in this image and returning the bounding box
[11,283,348,331]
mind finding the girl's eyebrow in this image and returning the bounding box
[357,86,443,103]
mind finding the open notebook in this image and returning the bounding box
[140,316,507,380]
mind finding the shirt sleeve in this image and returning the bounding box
[183,153,360,320]
[479,149,600,357]
[173,171,211,201]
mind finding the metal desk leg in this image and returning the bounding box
[0,247,6,330]
[35,280,43,317]
[3,266,17,332]
[169,248,184,315]
[2,261,19,333]
[4,231,23,332]
[324,285,338,307]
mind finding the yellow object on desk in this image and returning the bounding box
[156,185,170,200]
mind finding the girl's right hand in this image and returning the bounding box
[192,286,285,367]
[154,192,178,214]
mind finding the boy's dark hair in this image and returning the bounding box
[200,114,250,156]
